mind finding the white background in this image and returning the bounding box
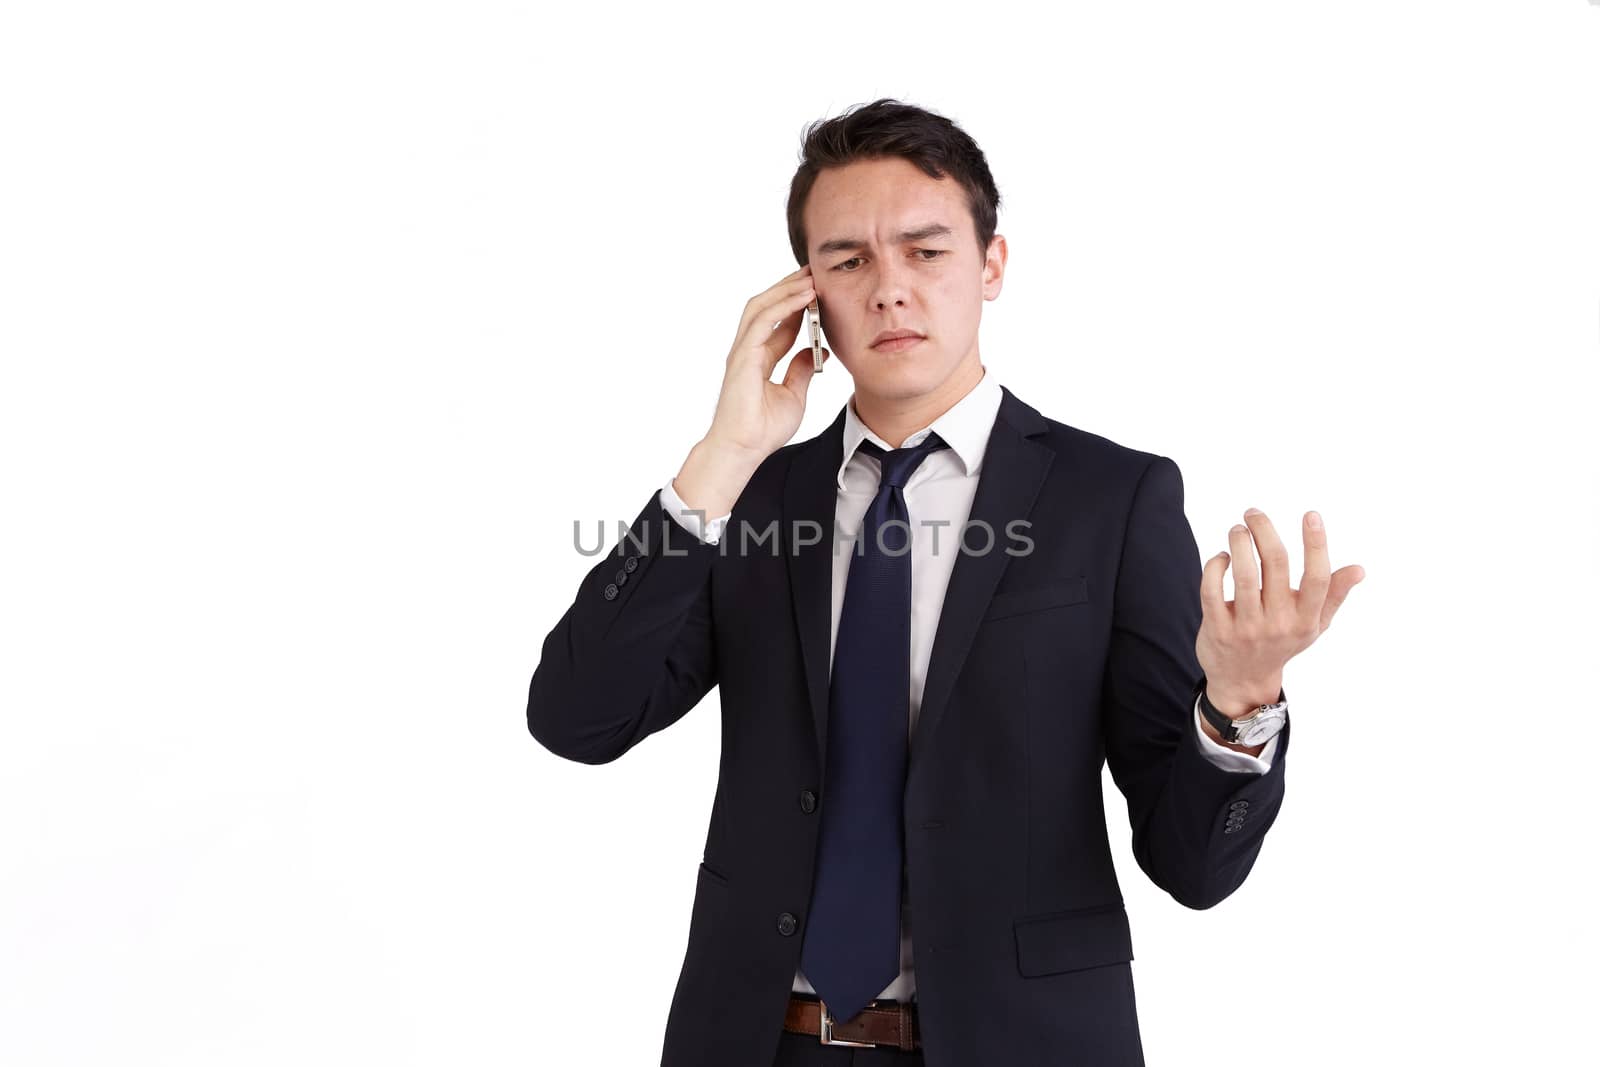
[3,1,1597,1063]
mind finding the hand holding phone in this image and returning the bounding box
[700,265,830,465]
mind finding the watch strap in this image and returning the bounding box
[1197,679,1287,743]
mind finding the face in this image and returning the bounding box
[803,156,1007,406]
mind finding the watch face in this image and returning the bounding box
[1235,707,1287,746]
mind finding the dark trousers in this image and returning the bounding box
[771,1027,927,1066]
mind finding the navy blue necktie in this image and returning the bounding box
[799,430,951,1025]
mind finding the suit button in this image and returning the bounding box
[799,789,816,814]
[603,583,619,600]
[1230,801,1249,811]
[624,556,639,573]
[777,913,798,936]
[615,569,628,585]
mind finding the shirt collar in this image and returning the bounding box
[836,367,1003,491]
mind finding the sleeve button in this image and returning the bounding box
[603,583,619,600]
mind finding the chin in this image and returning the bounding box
[857,358,945,398]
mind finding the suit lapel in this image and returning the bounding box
[783,386,1054,774]
[910,386,1053,771]
[785,404,847,764]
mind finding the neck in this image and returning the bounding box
[853,354,985,449]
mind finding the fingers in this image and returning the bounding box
[1242,509,1290,616]
[763,293,814,377]
[1299,510,1332,633]
[736,265,813,338]
[734,271,817,373]
[741,280,813,344]
[1228,522,1261,621]
[1319,563,1366,633]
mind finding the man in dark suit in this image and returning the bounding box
[527,98,1362,1066]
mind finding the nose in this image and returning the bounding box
[870,253,911,310]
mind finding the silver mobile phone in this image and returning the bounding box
[807,298,824,372]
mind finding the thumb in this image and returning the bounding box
[782,346,828,396]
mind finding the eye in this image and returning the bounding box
[832,250,947,272]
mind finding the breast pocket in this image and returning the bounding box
[698,860,730,888]
[982,576,1090,622]
[1014,902,1134,978]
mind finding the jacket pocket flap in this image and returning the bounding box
[983,576,1090,621]
[1014,904,1133,978]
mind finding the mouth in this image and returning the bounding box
[872,336,923,353]
[871,330,926,352]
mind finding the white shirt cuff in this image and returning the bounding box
[659,480,731,546]
[1192,694,1279,773]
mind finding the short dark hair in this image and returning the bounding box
[786,98,1002,267]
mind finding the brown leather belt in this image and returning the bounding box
[783,994,921,1050]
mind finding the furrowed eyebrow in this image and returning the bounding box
[816,223,954,257]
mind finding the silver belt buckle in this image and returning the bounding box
[818,999,879,1048]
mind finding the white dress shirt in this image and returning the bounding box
[657,367,1279,1004]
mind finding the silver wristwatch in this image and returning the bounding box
[1197,681,1288,747]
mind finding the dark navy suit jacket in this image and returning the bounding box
[527,384,1291,1066]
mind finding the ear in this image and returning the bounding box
[982,233,1008,300]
